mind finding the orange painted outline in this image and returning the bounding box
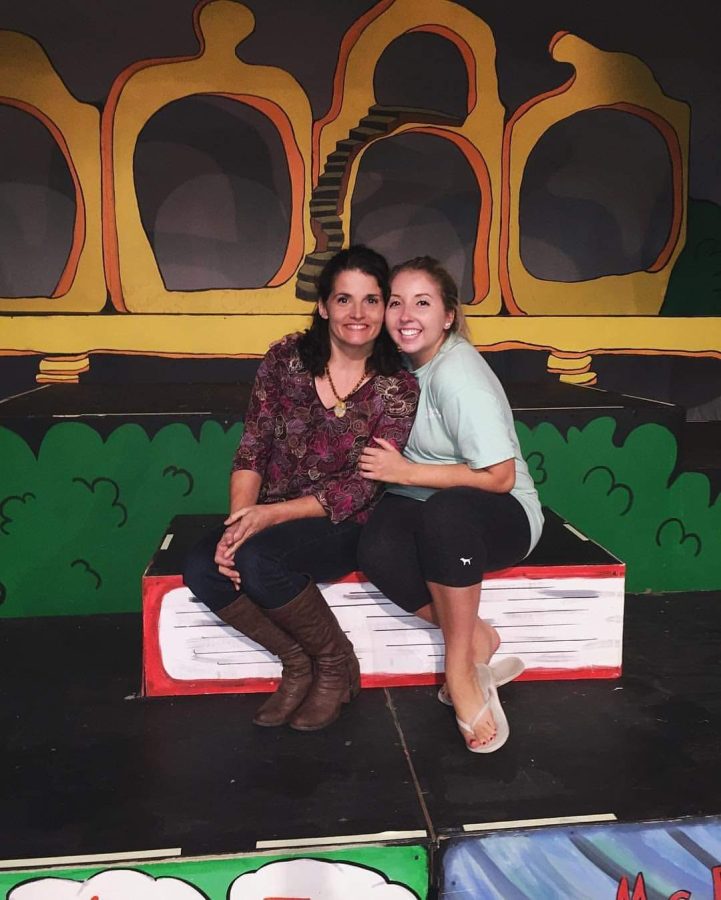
[102,43,304,304]
[499,67,576,315]
[100,22,211,312]
[499,34,686,315]
[311,0,395,184]
[612,101,684,272]
[353,125,491,304]
[101,0,215,312]
[216,93,305,287]
[406,24,477,114]
[5,338,720,363]
[415,126,491,304]
[313,12,479,187]
[548,350,593,359]
[142,574,283,697]
[469,342,721,359]
[0,96,85,298]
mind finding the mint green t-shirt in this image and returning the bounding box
[387,333,544,554]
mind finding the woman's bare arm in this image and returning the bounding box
[359,437,515,493]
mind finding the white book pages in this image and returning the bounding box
[156,574,624,682]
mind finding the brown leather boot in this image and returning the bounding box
[216,594,312,727]
[266,579,361,731]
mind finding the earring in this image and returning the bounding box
[444,323,451,330]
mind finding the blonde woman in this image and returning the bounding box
[359,257,543,753]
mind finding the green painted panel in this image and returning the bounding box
[0,422,242,617]
[1,416,719,618]
[0,844,429,898]
[517,417,721,592]
[661,198,721,316]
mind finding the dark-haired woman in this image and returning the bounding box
[184,246,418,731]
[358,257,543,754]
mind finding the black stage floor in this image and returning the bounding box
[3,591,721,861]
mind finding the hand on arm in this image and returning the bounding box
[359,439,515,493]
[224,494,325,553]
[217,492,326,588]
[358,436,414,484]
[216,495,324,590]
[219,343,281,587]
[318,376,419,523]
[361,374,517,494]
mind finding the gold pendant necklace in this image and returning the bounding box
[325,365,368,418]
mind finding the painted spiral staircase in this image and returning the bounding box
[296,104,463,299]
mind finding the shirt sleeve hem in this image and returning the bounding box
[466,453,515,471]
[231,459,267,475]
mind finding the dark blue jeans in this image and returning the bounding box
[183,516,362,611]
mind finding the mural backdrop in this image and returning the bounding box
[1,0,720,616]
[1,0,720,385]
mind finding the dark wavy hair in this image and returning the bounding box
[297,245,403,376]
[390,256,469,339]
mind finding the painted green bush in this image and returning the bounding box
[1,416,719,618]
[0,844,429,898]
[0,421,242,617]
[517,417,721,592]
[661,198,721,315]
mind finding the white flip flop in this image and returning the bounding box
[438,656,525,706]
[456,663,510,754]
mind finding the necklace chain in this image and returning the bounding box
[325,365,368,418]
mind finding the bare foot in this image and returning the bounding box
[446,665,496,750]
[440,622,501,709]
[474,619,500,664]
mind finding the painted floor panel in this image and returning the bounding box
[438,817,721,899]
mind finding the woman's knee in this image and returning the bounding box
[232,537,305,607]
[231,541,269,597]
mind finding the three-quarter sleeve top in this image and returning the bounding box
[232,335,419,524]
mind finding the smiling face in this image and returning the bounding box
[317,268,385,357]
[386,269,455,368]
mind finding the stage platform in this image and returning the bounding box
[2,378,719,895]
[3,589,721,894]
[142,510,625,697]
[0,378,683,445]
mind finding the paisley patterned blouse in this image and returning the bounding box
[232,335,419,524]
